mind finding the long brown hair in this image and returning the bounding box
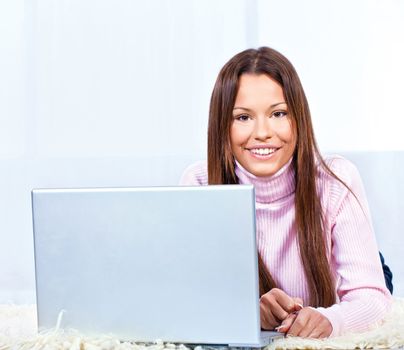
[207,47,336,307]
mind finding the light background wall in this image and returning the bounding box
[1,0,403,303]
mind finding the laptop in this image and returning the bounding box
[31,185,283,347]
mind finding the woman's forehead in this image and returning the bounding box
[234,74,285,107]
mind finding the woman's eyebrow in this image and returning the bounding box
[269,102,287,108]
[233,102,287,111]
[233,106,252,111]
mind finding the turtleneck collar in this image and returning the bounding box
[235,158,295,203]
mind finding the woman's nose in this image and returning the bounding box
[253,117,273,141]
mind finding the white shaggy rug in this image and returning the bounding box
[1,298,404,350]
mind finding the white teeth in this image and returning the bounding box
[250,148,277,155]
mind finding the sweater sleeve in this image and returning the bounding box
[179,161,208,186]
[316,158,392,336]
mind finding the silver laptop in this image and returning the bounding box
[32,185,283,347]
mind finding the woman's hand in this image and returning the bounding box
[278,307,332,338]
[260,288,303,330]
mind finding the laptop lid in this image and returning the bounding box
[32,185,281,347]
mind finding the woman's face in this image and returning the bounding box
[230,73,296,177]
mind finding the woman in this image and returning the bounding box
[180,47,392,338]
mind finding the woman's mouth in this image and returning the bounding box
[247,147,279,159]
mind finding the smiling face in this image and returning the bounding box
[230,73,297,177]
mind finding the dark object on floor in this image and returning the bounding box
[380,252,393,294]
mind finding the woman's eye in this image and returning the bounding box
[235,114,251,121]
[272,111,287,118]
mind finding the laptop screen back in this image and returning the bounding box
[32,185,261,345]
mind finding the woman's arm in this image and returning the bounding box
[179,161,208,186]
[315,158,392,336]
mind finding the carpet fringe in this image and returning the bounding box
[1,299,404,349]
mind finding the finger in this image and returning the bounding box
[306,311,331,339]
[260,297,288,321]
[270,302,289,321]
[296,316,317,338]
[270,288,297,314]
[303,310,333,339]
[307,328,323,339]
[317,329,331,339]
[260,289,295,320]
[276,313,296,333]
[260,300,278,330]
[260,301,271,329]
[313,318,333,339]
[287,309,311,337]
[295,309,320,337]
[260,303,269,329]
[290,308,332,339]
[310,323,330,339]
[292,297,304,311]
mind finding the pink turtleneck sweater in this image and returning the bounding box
[180,155,392,337]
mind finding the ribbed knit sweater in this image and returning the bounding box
[179,155,392,337]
